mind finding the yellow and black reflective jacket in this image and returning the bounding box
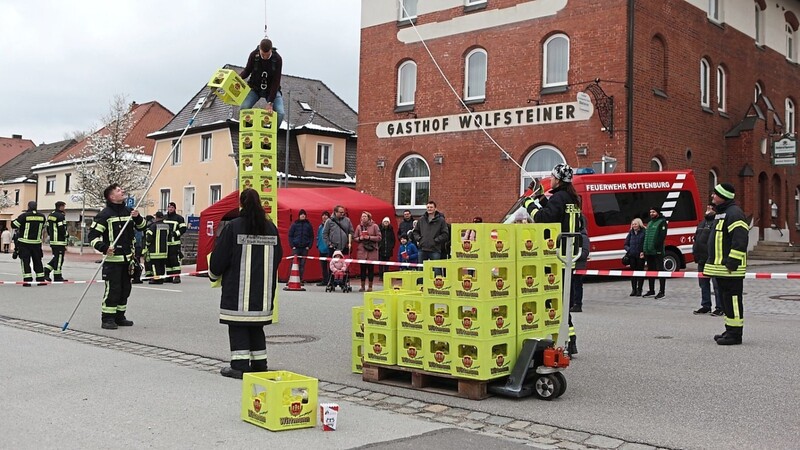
[88,202,146,263]
[47,209,68,246]
[12,210,45,245]
[145,221,170,259]
[703,200,748,278]
[164,212,186,246]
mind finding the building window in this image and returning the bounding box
[65,173,71,193]
[200,134,212,162]
[786,22,796,61]
[171,139,182,165]
[786,98,796,134]
[700,59,711,107]
[46,176,56,194]
[14,189,19,205]
[395,155,430,208]
[708,0,721,22]
[464,49,487,101]
[650,35,667,93]
[709,169,718,196]
[316,143,333,168]
[160,189,171,212]
[210,185,222,205]
[543,34,569,87]
[465,0,486,5]
[795,187,800,227]
[755,2,765,44]
[520,146,565,195]
[650,157,664,172]
[397,61,417,107]
[399,0,417,20]
[716,65,726,112]
[755,81,763,103]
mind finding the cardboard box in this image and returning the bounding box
[240,109,278,133]
[424,335,453,374]
[383,270,423,292]
[423,298,452,335]
[397,293,425,332]
[364,327,397,365]
[397,331,426,369]
[208,69,250,106]
[241,371,318,431]
[450,261,515,301]
[451,223,515,262]
[364,291,397,329]
[452,299,515,340]
[452,337,517,381]
[319,403,339,431]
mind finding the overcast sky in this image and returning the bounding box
[0,0,361,145]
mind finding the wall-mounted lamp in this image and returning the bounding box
[376,158,386,169]
[433,153,444,164]
[576,144,588,156]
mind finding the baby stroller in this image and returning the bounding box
[326,250,352,293]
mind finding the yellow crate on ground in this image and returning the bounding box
[423,297,452,335]
[241,371,318,431]
[397,331,426,369]
[451,223,515,262]
[452,299,515,340]
[452,337,516,381]
[364,291,397,329]
[364,326,397,365]
[450,261,515,301]
[421,260,455,298]
[397,293,425,332]
[424,335,453,374]
[352,306,364,340]
[383,270,423,292]
[240,109,278,133]
[516,223,560,261]
[352,339,364,374]
[208,69,250,106]
[240,130,278,153]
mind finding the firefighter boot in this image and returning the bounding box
[54,275,68,282]
[567,335,578,356]
[115,312,134,327]
[101,314,118,330]
[43,267,52,282]
[716,325,742,346]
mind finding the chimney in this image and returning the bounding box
[12,134,22,139]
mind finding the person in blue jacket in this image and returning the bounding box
[316,211,331,285]
[288,209,314,283]
[397,235,418,270]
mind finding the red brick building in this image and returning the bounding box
[357,0,800,244]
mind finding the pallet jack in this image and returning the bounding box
[489,204,581,400]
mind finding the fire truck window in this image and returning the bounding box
[590,191,697,227]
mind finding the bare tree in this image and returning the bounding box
[62,126,96,142]
[0,188,13,212]
[71,95,150,207]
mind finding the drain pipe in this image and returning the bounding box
[626,0,635,172]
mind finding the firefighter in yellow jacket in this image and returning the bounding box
[12,201,46,286]
[145,211,169,284]
[45,201,69,282]
[164,201,187,283]
[703,183,748,346]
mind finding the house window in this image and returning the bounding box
[543,34,569,88]
[299,101,312,111]
[709,169,718,196]
[395,155,430,208]
[46,176,56,194]
[786,98,796,134]
[716,65,726,111]
[192,96,206,111]
[755,3,765,44]
[650,157,664,172]
[316,143,333,168]
[201,134,212,161]
[755,82,763,103]
[650,35,667,93]
[795,187,800,227]
[399,0,417,20]
[171,139,182,165]
[464,48,487,101]
[14,189,20,205]
[786,22,796,61]
[708,0,721,22]
[65,173,71,193]
[210,185,222,205]
[520,146,565,194]
[700,58,711,107]
[160,189,171,212]
[397,61,417,107]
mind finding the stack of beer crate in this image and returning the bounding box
[353,222,564,382]
[238,108,278,224]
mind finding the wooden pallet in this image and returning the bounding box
[362,362,491,400]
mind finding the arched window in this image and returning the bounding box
[786,98,796,134]
[399,0,417,20]
[650,157,664,172]
[650,35,667,93]
[464,48,487,101]
[397,61,417,107]
[787,22,797,61]
[395,155,430,208]
[708,0,721,21]
[520,146,565,194]
[709,169,718,196]
[754,81,763,103]
[755,1,765,44]
[543,34,569,87]
[700,58,711,107]
[716,66,726,111]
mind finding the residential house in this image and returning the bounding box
[0,134,35,168]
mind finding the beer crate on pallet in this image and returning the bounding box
[397,331,427,369]
[352,340,364,374]
[364,291,397,330]
[450,223,515,262]
[452,337,517,381]
[424,334,453,374]
[352,306,365,340]
[421,260,455,298]
[516,223,560,261]
[208,69,250,106]
[241,371,318,431]
[239,109,278,133]
[364,326,397,366]
[450,261,515,301]
[383,270,423,292]
[451,299,515,340]
[538,293,564,339]
[397,293,425,332]
[423,297,452,336]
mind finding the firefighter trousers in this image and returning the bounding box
[716,277,744,336]
[227,325,267,372]
[46,245,66,275]
[18,243,44,282]
[101,263,132,319]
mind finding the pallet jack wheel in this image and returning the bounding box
[552,372,567,398]
[532,374,561,401]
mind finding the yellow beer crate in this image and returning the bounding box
[517,261,543,298]
[383,270,423,292]
[241,371,318,431]
[451,223,515,262]
[240,131,278,153]
[352,306,365,340]
[364,326,397,365]
[397,331,426,369]
[424,335,453,374]
[258,173,278,195]
[239,151,277,175]
[397,293,425,332]
[517,295,545,334]
[539,261,563,297]
[364,291,397,329]
[240,109,278,134]
[450,261,515,301]
[452,337,516,381]
[423,297,452,335]
[516,223,560,261]
[208,69,250,106]
[352,339,364,374]
[452,299,515,340]
[539,294,564,336]
[421,260,455,298]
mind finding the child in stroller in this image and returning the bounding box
[326,250,352,292]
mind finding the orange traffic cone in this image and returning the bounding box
[284,255,306,291]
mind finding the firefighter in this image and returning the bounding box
[163,201,186,283]
[12,201,46,287]
[44,201,69,282]
[145,211,169,284]
[522,163,582,356]
[703,183,749,346]
[88,183,147,330]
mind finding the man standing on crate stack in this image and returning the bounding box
[44,201,69,282]
[164,202,186,284]
[240,38,285,126]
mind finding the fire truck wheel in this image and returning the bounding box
[553,372,567,397]
[663,249,680,272]
[533,374,561,401]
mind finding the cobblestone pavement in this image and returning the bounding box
[0,315,669,450]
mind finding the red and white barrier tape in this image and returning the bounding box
[0,269,210,286]
[575,269,800,280]
[286,255,422,268]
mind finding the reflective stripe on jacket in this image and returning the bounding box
[703,200,748,278]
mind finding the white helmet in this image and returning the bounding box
[552,163,574,183]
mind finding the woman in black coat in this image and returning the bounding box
[377,217,396,277]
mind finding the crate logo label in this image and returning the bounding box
[253,398,262,413]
